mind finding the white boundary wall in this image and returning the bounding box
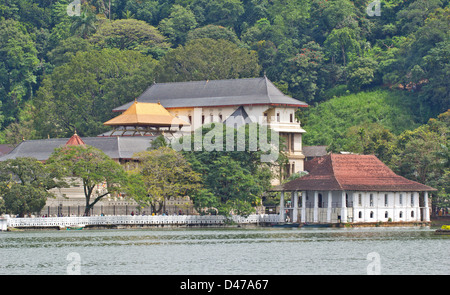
[5,214,280,228]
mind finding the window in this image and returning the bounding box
[188,115,192,124]
[219,114,223,122]
[411,211,414,218]
[358,194,362,206]
[399,193,403,205]
[370,194,374,206]
[411,194,414,206]
[358,211,362,218]
[399,211,403,218]
[370,211,374,218]
[276,113,280,122]
[202,115,205,124]
[384,194,388,207]
[290,113,293,123]
[385,211,388,218]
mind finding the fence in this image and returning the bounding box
[39,204,195,217]
[5,214,281,228]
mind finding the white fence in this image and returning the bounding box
[5,214,281,228]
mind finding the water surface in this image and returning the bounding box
[0,227,448,275]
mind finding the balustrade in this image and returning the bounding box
[5,214,280,228]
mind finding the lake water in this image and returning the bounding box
[0,226,448,275]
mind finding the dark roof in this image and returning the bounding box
[279,154,437,192]
[0,144,14,156]
[223,106,253,128]
[0,136,155,161]
[113,77,308,111]
[303,145,328,158]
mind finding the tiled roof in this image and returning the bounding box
[113,77,308,111]
[65,132,86,146]
[104,101,189,127]
[282,154,437,192]
[0,136,155,162]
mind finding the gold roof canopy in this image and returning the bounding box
[104,101,190,127]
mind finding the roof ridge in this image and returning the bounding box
[329,154,345,191]
[153,77,264,86]
[263,75,272,104]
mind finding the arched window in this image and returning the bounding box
[399,211,403,218]
[411,211,414,218]
[385,211,388,218]
[370,211,374,218]
[358,211,362,219]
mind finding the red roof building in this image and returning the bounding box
[65,132,86,146]
[274,154,435,225]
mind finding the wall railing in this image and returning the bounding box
[5,214,281,228]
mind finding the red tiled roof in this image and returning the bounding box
[282,154,437,192]
[65,132,85,146]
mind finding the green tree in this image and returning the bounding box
[0,19,39,127]
[90,19,171,59]
[343,122,397,164]
[0,157,65,217]
[191,0,245,29]
[180,123,281,216]
[187,24,240,44]
[158,4,198,46]
[282,41,326,103]
[156,38,261,82]
[69,7,98,39]
[34,48,157,138]
[346,56,378,92]
[324,27,360,67]
[46,145,128,216]
[132,147,202,214]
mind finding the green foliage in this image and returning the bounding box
[34,48,157,138]
[132,147,202,214]
[155,38,261,82]
[90,19,171,59]
[180,123,282,216]
[0,157,65,217]
[0,19,39,127]
[302,89,421,149]
[393,110,449,211]
[46,145,128,216]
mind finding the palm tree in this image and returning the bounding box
[70,10,98,39]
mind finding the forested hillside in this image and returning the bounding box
[0,0,448,207]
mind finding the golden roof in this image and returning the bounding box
[104,101,190,127]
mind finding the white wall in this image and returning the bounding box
[352,191,421,223]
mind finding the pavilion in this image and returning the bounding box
[273,153,436,225]
[103,100,190,136]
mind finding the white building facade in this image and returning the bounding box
[277,154,435,224]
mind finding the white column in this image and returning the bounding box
[327,191,332,223]
[313,191,319,223]
[279,191,285,222]
[424,191,430,222]
[341,191,347,223]
[301,191,306,223]
[293,191,298,223]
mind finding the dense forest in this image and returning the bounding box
[0,0,448,210]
